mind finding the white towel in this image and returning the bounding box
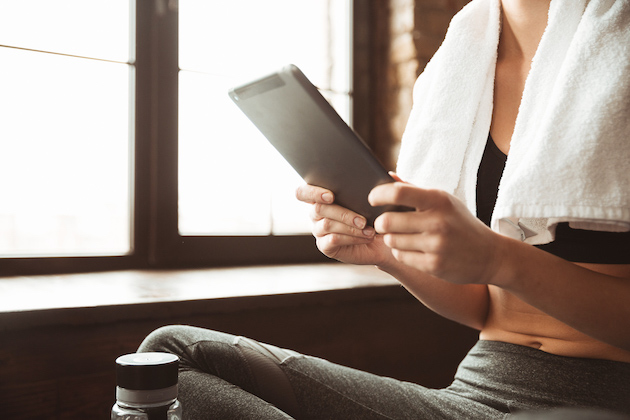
[396,0,630,244]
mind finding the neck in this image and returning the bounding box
[499,0,551,61]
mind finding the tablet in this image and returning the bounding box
[228,64,408,226]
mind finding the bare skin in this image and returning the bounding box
[296,0,630,363]
[482,0,630,362]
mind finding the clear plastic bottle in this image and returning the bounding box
[112,352,183,420]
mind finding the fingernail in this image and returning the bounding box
[354,217,366,229]
[322,192,333,203]
[363,227,375,237]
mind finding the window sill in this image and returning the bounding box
[0,263,400,331]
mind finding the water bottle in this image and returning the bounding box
[112,352,183,420]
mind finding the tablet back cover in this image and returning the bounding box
[229,64,397,226]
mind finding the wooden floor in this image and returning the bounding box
[0,264,478,419]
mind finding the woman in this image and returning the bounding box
[139,0,630,418]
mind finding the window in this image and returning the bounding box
[0,1,132,259]
[1,0,359,276]
[178,0,351,236]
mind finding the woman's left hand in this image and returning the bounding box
[368,181,504,285]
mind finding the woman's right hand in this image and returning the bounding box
[295,184,395,266]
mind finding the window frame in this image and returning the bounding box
[2,0,378,276]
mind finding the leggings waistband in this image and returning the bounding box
[449,340,630,414]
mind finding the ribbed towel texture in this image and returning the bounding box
[396,0,630,244]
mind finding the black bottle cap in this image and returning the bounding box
[116,352,179,391]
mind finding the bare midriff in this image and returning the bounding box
[479,0,630,364]
[480,263,630,363]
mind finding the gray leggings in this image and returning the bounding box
[138,325,630,420]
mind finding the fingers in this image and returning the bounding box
[371,183,448,253]
[382,230,442,253]
[310,202,375,239]
[379,220,447,277]
[312,215,375,239]
[297,183,374,239]
[369,182,448,212]
[374,209,444,236]
[310,199,366,227]
[296,184,334,205]
[316,230,376,255]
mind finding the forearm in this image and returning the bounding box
[377,260,489,330]
[492,235,630,351]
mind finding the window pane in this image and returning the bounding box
[0,0,131,63]
[178,71,310,235]
[179,0,351,235]
[0,48,131,256]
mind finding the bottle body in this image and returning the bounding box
[111,399,182,420]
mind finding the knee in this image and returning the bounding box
[137,325,192,354]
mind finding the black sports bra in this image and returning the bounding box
[476,134,630,264]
